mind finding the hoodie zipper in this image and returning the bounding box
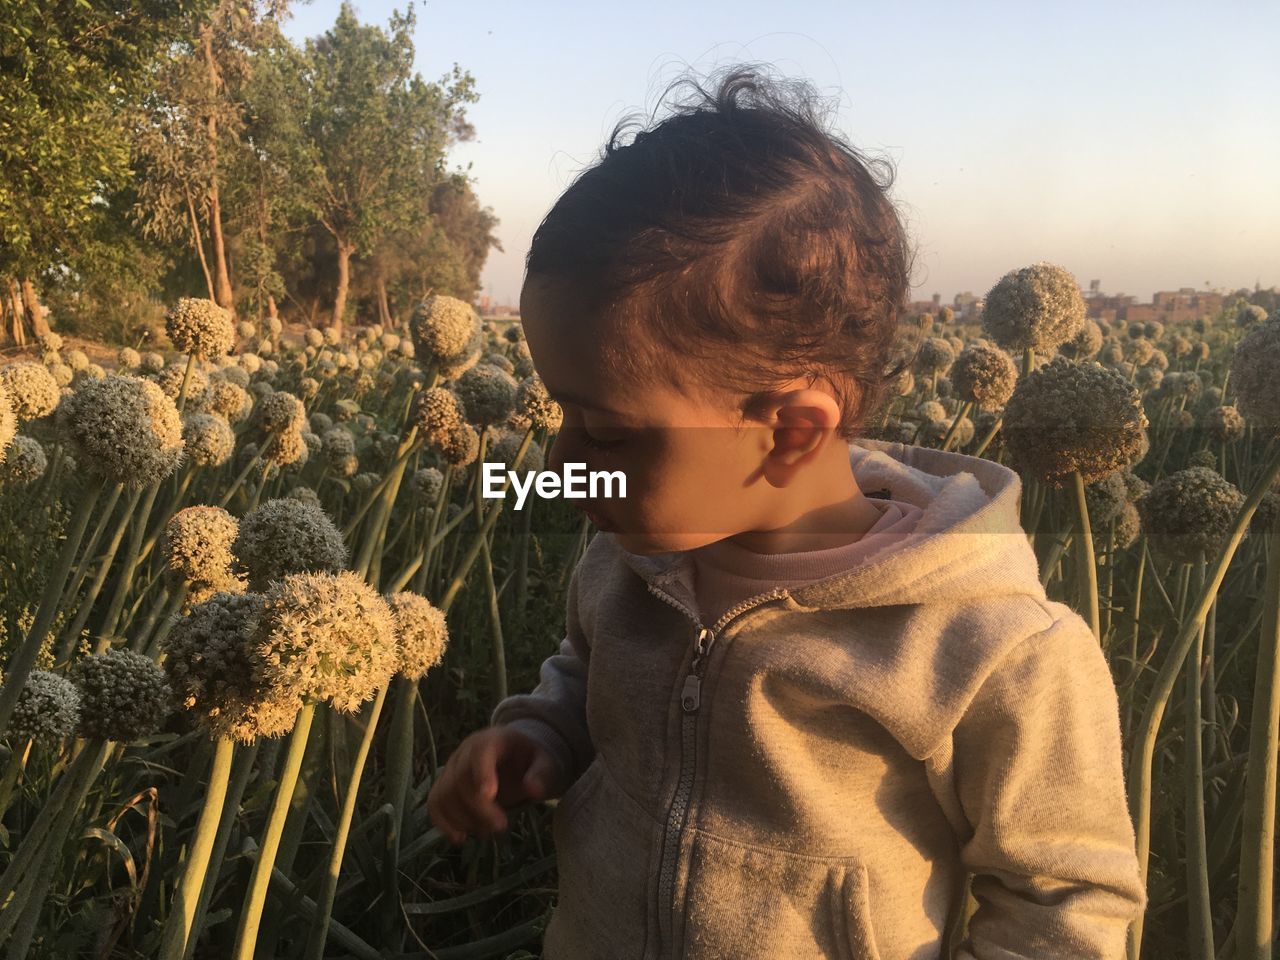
[645,580,790,956]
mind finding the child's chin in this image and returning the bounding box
[610,531,723,556]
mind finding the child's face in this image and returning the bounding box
[520,275,814,556]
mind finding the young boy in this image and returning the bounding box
[427,65,1147,959]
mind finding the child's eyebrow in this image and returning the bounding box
[546,388,625,417]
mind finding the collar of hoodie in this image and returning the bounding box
[614,438,1048,615]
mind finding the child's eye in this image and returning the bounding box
[580,431,624,451]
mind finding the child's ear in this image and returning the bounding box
[760,388,841,488]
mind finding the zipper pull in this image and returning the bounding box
[681,674,701,712]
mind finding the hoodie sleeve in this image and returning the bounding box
[949,608,1148,960]
[488,557,594,793]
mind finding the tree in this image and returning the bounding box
[0,0,208,343]
[301,3,478,330]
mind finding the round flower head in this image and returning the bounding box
[454,363,518,426]
[891,368,915,397]
[1084,470,1128,527]
[64,349,89,372]
[234,497,348,590]
[237,320,257,340]
[412,466,444,502]
[921,416,973,446]
[935,376,953,399]
[1135,366,1163,392]
[38,332,63,354]
[515,376,563,431]
[162,591,299,741]
[1099,340,1124,366]
[2,435,48,485]
[238,352,262,375]
[164,505,241,586]
[482,351,514,375]
[438,421,479,467]
[1058,319,1104,360]
[253,571,398,713]
[49,363,73,387]
[262,427,308,467]
[1138,466,1245,564]
[286,486,320,508]
[182,412,236,467]
[385,592,449,680]
[215,364,250,389]
[438,325,484,381]
[70,648,172,742]
[914,337,955,375]
[165,297,235,358]
[1187,449,1218,471]
[397,339,415,358]
[410,295,481,365]
[322,426,355,467]
[1113,500,1142,549]
[380,332,402,352]
[1001,357,1148,486]
[981,262,1087,354]
[487,426,546,474]
[1205,405,1246,444]
[304,328,324,349]
[140,351,166,374]
[412,386,466,446]
[0,362,60,422]
[205,379,252,424]
[1147,349,1169,372]
[1124,337,1155,366]
[0,385,14,461]
[352,471,380,494]
[916,399,946,422]
[153,363,211,403]
[61,375,184,486]
[951,344,1018,408]
[254,390,305,434]
[1236,304,1268,329]
[1229,317,1280,433]
[118,347,141,370]
[9,669,80,742]
[323,326,341,346]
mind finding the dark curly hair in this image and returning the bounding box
[523,63,916,440]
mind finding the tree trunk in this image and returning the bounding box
[186,190,216,301]
[376,275,392,327]
[308,296,320,327]
[7,279,26,346]
[201,26,234,314]
[19,279,50,339]
[332,240,356,333]
[266,294,279,320]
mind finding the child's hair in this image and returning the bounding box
[525,62,916,440]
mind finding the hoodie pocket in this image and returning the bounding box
[680,829,881,960]
[544,756,655,960]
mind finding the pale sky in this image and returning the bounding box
[284,0,1280,308]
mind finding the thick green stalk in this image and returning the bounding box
[308,683,389,960]
[231,701,316,960]
[1232,521,1280,960]
[95,478,164,649]
[0,477,105,739]
[56,484,145,662]
[217,446,265,509]
[939,399,974,452]
[59,482,125,620]
[1071,470,1101,641]
[158,735,235,960]
[1127,448,1280,959]
[1184,555,1213,959]
[182,740,261,960]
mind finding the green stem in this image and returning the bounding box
[158,736,235,960]
[1071,470,1101,641]
[308,684,388,960]
[0,477,105,739]
[1126,447,1280,960]
[1184,555,1213,959]
[95,478,164,648]
[231,701,317,960]
[1232,521,1280,960]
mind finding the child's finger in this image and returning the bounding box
[466,738,501,802]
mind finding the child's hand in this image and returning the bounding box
[426,725,564,846]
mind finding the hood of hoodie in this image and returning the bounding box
[614,437,1047,614]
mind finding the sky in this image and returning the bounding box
[283,0,1280,308]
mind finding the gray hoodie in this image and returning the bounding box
[489,438,1148,959]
